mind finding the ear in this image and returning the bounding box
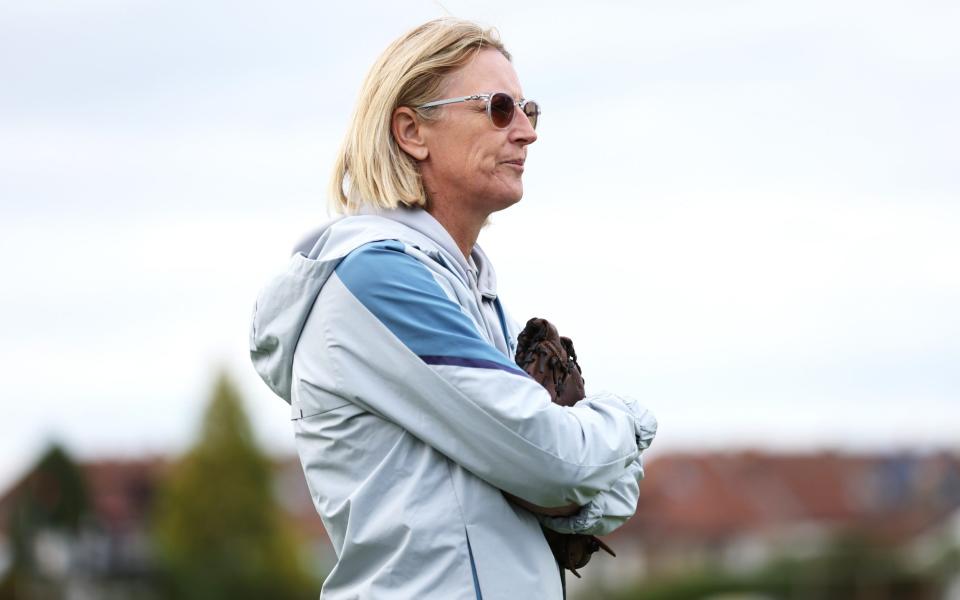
[392,106,430,161]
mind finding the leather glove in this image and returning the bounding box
[514,317,616,577]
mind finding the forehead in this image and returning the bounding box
[441,48,524,98]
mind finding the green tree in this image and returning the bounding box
[151,373,315,600]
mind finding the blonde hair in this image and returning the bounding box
[329,18,510,214]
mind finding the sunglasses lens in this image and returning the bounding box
[487,93,539,130]
[523,100,540,130]
[489,92,516,128]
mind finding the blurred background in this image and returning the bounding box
[1,1,957,598]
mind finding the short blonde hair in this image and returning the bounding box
[329,18,510,214]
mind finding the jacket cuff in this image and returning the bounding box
[632,403,658,451]
[537,500,605,534]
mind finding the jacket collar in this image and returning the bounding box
[359,206,499,299]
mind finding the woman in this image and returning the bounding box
[250,18,657,599]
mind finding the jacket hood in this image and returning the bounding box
[249,208,499,403]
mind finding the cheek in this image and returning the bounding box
[455,144,494,176]
[474,144,502,172]
[428,128,502,179]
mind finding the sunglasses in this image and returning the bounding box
[417,92,540,130]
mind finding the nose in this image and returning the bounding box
[509,108,538,146]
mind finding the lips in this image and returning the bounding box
[502,158,525,166]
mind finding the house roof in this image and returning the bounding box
[2,449,957,549]
[617,450,960,546]
[0,454,326,540]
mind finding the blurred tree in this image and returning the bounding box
[0,443,89,599]
[151,373,315,600]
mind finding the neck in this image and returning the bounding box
[426,201,485,261]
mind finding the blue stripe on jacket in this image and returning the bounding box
[334,240,527,378]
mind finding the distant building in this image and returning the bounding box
[0,456,169,598]
[0,455,329,597]
[2,449,958,597]
[566,450,960,596]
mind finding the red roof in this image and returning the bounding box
[617,450,960,546]
[3,450,957,549]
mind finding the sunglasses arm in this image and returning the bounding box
[417,94,488,109]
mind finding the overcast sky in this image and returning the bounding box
[2,0,958,490]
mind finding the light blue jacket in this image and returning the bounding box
[249,207,657,599]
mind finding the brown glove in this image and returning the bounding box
[542,529,616,576]
[515,318,584,407]
[514,317,615,578]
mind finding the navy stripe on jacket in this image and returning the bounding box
[335,240,527,378]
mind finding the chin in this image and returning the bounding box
[500,182,525,206]
[490,191,523,214]
[473,180,524,215]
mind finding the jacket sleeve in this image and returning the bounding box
[301,240,655,507]
[500,311,657,529]
[537,451,648,536]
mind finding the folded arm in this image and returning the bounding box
[306,241,652,507]
[538,453,647,536]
